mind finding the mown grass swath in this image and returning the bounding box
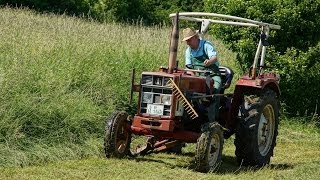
[0,117,319,179]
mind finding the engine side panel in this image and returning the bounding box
[180,75,212,94]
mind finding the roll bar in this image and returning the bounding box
[169,12,281,78]
[169,12,280,30]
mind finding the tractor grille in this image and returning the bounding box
[139,75,173,116]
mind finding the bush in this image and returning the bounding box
[1,0,92,15]
[204,0,320,53]
[272,43,320,116]
[204,0,320,116]
[1,0,204,25]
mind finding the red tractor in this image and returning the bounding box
[104,12,281,172]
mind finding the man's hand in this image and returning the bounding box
[185,71,195,75]
[204,57,217,67]
[204,59,212,67]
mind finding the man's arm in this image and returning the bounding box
[185,47,193,69]
[184,48,195,75]
[204,56,217,67]
[203,41,218,67]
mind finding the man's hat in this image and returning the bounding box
[182,28,198,41]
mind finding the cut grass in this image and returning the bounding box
[0,117,319,179]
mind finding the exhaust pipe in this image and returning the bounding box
[168,12,179,74]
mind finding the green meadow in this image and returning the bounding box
[0,7,319,179]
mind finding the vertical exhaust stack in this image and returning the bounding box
[168,12,179,74]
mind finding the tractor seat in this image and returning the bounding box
[219,66,234,93]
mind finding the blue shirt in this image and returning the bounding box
[185,39,219,67]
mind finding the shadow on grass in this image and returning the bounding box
[129,153,294,174]
[213,155,294,174]
[128,151,195,169]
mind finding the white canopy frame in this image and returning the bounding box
[169,12,281,77]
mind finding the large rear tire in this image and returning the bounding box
[104,111,131,158]
[195,122,223,172]
[235,89,280,166]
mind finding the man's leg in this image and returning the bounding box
[206,76,222,122]
[212,75,222,94]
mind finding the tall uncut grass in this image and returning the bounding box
[0,7,238,167]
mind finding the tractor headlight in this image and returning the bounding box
[154,77,162,86]
[161,94,172,106]
[142,93,153,103]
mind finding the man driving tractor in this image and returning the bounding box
[183,27,221,122]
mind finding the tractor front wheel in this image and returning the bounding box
[104,111,131,158]
[195,122,223,172]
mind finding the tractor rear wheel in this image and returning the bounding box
[235,89,279,166]
[104,111,131,158]
[195,122,223,172]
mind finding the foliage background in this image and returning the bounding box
[204,0,320,116]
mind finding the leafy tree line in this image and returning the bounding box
[1,0,319,117]
[204,0,320,117]
[0,0,202,25]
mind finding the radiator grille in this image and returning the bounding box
[140,75,172,116]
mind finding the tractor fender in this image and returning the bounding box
[235,76,280,96]
[225,76,280,132]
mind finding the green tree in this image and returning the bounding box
[0,0,92,15]
[1,0,204,24]
[204,0,320,116]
